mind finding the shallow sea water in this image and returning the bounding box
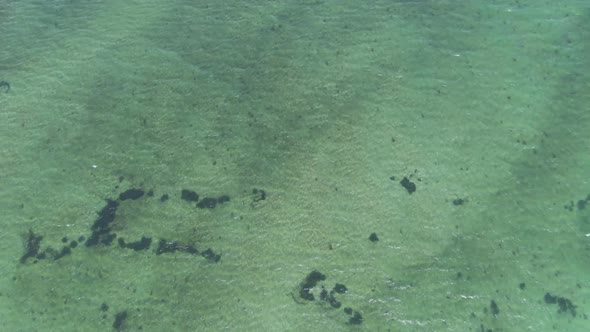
[0,1,589,331]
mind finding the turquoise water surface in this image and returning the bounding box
[1,1,589,331]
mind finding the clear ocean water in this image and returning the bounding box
[1,1,589,331]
